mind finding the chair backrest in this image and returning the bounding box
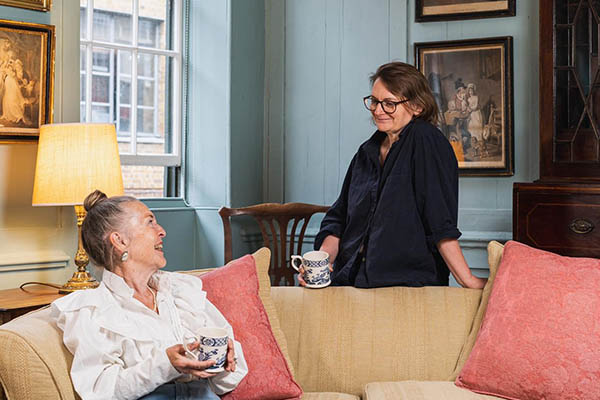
[218,203,329,286]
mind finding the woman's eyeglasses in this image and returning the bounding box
[363,95,410,114]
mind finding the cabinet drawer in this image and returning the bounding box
[514,184,600,258]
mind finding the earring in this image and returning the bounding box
[121,251,129,262]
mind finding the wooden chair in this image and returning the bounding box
[218,203,330,286]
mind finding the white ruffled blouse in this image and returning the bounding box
[51,269,248,400]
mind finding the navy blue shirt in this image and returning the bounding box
[314,119,461,288]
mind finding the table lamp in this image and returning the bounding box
[32,123,124,294]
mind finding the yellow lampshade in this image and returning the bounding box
[32,123,124,206]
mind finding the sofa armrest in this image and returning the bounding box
[0,307,77,400]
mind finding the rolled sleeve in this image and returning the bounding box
[413,126,462,250]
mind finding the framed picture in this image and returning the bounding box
[416,0,516,22]
[0,19,54,141]
[0,0,51,12]
[415,36,513,176]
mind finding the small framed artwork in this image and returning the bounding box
[0,0,51,12]
[0,19,55,141]
[416,0,516,22]
[415,36,514,176]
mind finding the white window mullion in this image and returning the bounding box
[121,154,180,166]
[81,40,178,57]
[172,0,182,159]
[131,0,139,155]
[109,48,115,126]
[116,53,122,135]
[85,0,94,122]
[153,55,158,136]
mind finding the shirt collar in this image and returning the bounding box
[102,269,170,299]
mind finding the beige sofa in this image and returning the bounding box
[0,242,504,400]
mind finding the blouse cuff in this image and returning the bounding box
[427,227,461,250]
[314,228,340,251]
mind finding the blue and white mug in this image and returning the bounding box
[291,250,331,288]
[184,327,228,372]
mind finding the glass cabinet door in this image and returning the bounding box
[542,0,600,179]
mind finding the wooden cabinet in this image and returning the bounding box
[513,0,600,257]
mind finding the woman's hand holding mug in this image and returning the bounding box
[166,343,218,379]
[292,250,333,288]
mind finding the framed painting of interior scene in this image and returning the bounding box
[0,19,54,141]
[0,0,51,12]
[415,0,516,22]
[415,36,513,176]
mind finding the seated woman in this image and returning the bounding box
[52,190,248,400]
[309,62,486,289]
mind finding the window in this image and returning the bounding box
[80,0,182,198]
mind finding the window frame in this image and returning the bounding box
[80,0,182,168]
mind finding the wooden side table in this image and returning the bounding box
[0,285,66,325]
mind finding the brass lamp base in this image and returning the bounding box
[59,205,100,294]
[59,271,99,294]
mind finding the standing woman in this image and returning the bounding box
[52,190,247,400]
[311,62,486,289]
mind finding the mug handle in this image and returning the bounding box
[290,255,303,272]
[183,335,199,359]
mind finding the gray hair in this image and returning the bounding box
[81,190,137,271]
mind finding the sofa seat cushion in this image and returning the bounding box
[363,381,502,400]
[302,393,360,400]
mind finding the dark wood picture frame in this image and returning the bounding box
[0,19,55,142]
[0,0,51,12]
[415,36,514,176]
[416,0,516,22]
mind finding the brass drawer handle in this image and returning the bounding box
[569,218,594,234]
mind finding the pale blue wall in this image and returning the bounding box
[181,0,265,268]
[263,0,539,276]
[0,0,538,277]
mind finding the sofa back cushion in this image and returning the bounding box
[456,241,600,399]
[448,240,504,380]
[271,285,482,396]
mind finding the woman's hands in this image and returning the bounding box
[297,264,333,286]
[224,339,237,372]
[298,235,339,287]
[166,343,217,379]
[167,339,237,378]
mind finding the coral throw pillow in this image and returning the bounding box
[199,253,302,400]
[456,241,600,400]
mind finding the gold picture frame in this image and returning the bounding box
[416,0,515,22]
[0,0,51,12]
[0,19,55,141]
[415,37,514,176]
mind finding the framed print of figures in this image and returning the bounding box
[0,0,51,12]
[416,0,516,22]
[0,19,54,141]
[415,37,514,176]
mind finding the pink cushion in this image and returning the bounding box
[456,241,600,400]
[200,255,302,400]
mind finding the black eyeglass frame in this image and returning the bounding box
[363,95,410,114]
